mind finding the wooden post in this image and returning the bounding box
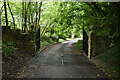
[88,32,91,59]
[35,27,40,53]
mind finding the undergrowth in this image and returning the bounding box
[77,40,83,50]
[40,40,52,51]
[2,41,18,58]
[40,36,56,52]
[94,45,120,78]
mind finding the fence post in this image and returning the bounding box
[35,27,40,53]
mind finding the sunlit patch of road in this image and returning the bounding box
[62,38,82,44]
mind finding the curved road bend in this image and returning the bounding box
[19,39,108,78]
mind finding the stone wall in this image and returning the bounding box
[2,27,36,55]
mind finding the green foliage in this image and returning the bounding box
[1,2,22,28]
[40,40,51,47]
[77,40,83,50]
[1,2,119,39]
[2,41,18,58]
[39,39,52,53]
[58,39,65,42]
[1,2,119,78]
[1,2,119,49]
[40,35,59,53]
[98,45,120,65]
[96,45,120,78]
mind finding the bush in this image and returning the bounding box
[77,40,83,50]
[2,41,18,58]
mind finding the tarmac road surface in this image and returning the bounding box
[19,39,108,78]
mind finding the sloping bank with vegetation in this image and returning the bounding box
[2,27,57,78]
[91,44,120,78]
[77,39,120,78]
[76,2,120,79]
[2,36,56,78]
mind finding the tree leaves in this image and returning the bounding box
[1,2,119,39]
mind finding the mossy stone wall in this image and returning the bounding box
[2,27,35,55]
[88,31,109,58]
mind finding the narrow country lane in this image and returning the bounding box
[19,39,108,78]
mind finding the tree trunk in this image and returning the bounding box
[22,1,24,32]
[7,2,15,29]
[35,2,38,30]
[24,2,26,32]
[4,1,9,28]
[37,2,42,48]
[24,2,30,32]
[30,2,33,24]
[38,2,42,26]
[28,2,31,26]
